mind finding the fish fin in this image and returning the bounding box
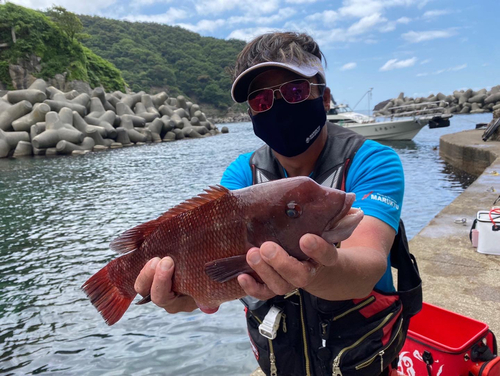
[82,257,137,325]
[110,185,230,254]
[110,218,161,253]
[204,255,252,283]
[164,185,230,215]
[136,294,151,305]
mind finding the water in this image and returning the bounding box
[0,113,492,375]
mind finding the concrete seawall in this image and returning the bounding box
[409,129,500,334]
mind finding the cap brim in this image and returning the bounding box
[231,56,326,103]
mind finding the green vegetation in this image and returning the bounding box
[46,6,83,41]
[0,3,126,91]
[79,16,246,109]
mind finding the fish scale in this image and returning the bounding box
[82,177,361,325]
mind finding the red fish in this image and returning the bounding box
[82,177,363,325]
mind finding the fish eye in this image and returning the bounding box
[286,202,302,218]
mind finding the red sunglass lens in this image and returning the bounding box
[248,89,274,112]
[280,80,310,103]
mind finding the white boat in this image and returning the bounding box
[327,101,452,141]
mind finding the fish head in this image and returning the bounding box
[241,177,363,260]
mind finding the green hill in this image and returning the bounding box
[0,3,126,92]
[79,16,246,109]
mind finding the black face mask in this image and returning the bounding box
[250,97,327,157]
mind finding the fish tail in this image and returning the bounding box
[82,255,138,325]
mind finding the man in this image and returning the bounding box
[135,32,420,376]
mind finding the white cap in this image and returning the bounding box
[231,52,326,103]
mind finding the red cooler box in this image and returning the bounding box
[398,302,498,376]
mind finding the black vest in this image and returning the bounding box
[243,123,422,376]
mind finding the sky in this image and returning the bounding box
[8,0,500,113]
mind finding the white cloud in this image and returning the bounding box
[340,62,357,70]
[402,29,457,43]
[9,0,117,13]
[177,19,227,33]
[422,9,452,18]
[397,16,411,24]
[305,10,339,26]
[380,57,417,71]
[123,8,188,23]
[339,0,385,18]
[194,0,280,16]
[449,64,467,71]
[227,27,281,42]
[348,13,387,35]
[420,58,431,64]
[379,16,411,32]
[285,0,320,3]
[418,63,467,76]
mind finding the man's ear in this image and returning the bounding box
[323,87,331,112]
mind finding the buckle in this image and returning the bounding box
[258,306,283,340]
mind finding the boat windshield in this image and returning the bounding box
[331,105,353,114]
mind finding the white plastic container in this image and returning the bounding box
[476,210,500,255]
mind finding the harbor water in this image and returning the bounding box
[0,113,492,375]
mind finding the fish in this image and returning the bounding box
[82,176,364,325]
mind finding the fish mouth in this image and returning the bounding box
[324,207,362,232]
[323,192,359,233]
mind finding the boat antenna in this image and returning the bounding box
[352,88,373,116]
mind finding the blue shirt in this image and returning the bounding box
[220,140,404,292]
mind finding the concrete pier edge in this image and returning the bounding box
[410,129,500,334]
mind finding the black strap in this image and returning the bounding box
[390,220,423,318]
[469,218,478,242]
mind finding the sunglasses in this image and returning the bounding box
[247,79,326,113]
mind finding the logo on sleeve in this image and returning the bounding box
[363,192,400,210]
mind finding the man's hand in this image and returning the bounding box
[134,257,198,314]
[237,216,393,302]
[237,233,338,300]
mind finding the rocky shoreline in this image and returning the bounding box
[374,85,500,117]
[0,79,226,159]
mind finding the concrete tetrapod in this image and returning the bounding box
[71,93,91,108]
[116,102,146,127]
[141,94,160,115]
[87,97,106,118]
[159,104,174,117]
[0,128,30,158]
[0,100,33,131]
[115,127,132,146]
[28,79,47,93]
[120,115,147,143]
[152,92,168,108]
[7,89,46,105]
[13,141,33,157]
[163,131,176,142]
[44,100,86,116]
[32,112,84,149]
[73,112,107,138]
[58,107,74,126]
[56,137,95,155]
[92,87,115,112]
[147,118,164,142]
[86,128,113,147]
[12,103,50,132]
[0,99,11,112]
[134,102,159,122]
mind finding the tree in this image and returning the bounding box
[47,6,82,41]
